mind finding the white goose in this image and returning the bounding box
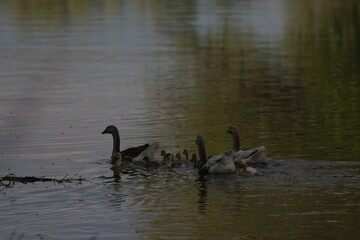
[196,135,236,175]
[227,126,267,165]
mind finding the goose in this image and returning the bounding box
[227,126,267,165]
[102,125,150,163]
[171,153,184,168]
[110,152,134,168]
[190,153,198,168]
[182,149,189,160]
[182,149,194,167]
[173,153,182,166]
[161,152,183,168]
[238,159,257,176]
[112,152,122,166]
[160,150,169,165]
[161,150,167,158]
[173,152,191,168]
[196,135,236,175]
[163,153,174,168]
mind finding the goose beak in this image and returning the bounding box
[102,128,109,134]
[226,128,231,134]
[101,127,111,134]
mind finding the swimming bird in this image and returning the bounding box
[110,152,133,167]
[171,153,183,168]
[173,152,191,168]
[163,153,174,168]
[227,126,267,165]
[190,153,198,168]
[112,152,122,166]
[102,125,150,163]
[182,149,194,166]
[182,149,189,159]
[196,135,236,175]
[161,150,167,157]
[238,159,257,176]
[161,150,168,164]
[174,152,181,164]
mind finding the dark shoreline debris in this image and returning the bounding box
[0,173,86,188]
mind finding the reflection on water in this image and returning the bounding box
[197,176,208,213]
[3,160,358,239]
[0,0,360,239]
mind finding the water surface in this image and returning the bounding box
[0,0,359,239]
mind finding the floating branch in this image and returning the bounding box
[0,173,86,187]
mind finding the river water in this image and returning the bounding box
[0,0,359,239]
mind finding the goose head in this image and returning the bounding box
[226,126,237,134]
[175,153,182,162]
[164,153,174,167]
[227,126,240,151]
[182,149,189,159]
[102,125,118,135]
[160,150,167,157]
[238,159,247,171]
[238,159,257,176]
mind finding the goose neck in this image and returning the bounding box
[111,128,120,155]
